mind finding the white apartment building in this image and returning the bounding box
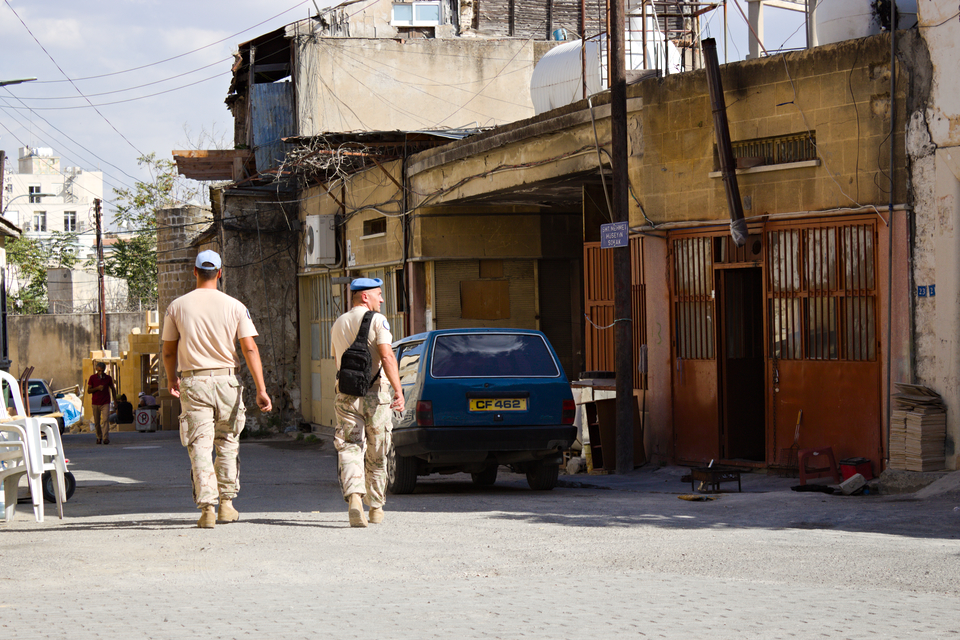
[2,147,104,261]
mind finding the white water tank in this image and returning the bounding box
[530,25,683,115]
[530,39,603,116]
[815,0,918,45]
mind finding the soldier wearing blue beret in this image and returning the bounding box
[330,277,405,527]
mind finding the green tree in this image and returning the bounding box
[108,153,200,308]
[5,235,49,314]
[49,231,81,269]
[104,234,158,303]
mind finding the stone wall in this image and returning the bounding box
[156,205,212,429]
[218,195,301,429]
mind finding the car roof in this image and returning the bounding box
[394,327,546,346]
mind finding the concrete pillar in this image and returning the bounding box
[933,148,960,468]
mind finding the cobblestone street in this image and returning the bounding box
[2,430,958,639]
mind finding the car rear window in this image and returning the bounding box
[28,381,48,397]
[430,333,560,378]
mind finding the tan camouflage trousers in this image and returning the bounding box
[334,385,392,508]
[178,375,246,508]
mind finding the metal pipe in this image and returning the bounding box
[884,13,896,469]
[611,0,635,474]
[703,38,747,247]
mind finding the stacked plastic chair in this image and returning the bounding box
[1,371,68,522]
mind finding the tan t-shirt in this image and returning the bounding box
[161,288,258,372]
[331,305,393,378]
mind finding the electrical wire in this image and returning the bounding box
[14,58,233,101]
[0,94,140,188]
[919,9,960,28]
[4,0,146,156]
[435,23,542,127]
[0,71,230,111]
[28,0,311,84]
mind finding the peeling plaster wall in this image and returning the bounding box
[909,1,960,469]
[219,196,301,429]
[294,37,542,133]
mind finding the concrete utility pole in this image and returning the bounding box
[610,0,634,474]
[95,198,105,350]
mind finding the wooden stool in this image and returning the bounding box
[797,447,841,485]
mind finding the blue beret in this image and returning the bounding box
[350,277,383,291]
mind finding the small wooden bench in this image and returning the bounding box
[690,466,742,493]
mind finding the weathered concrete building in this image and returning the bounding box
[400,32,911,474]
[174,0,604,429]
[175,1,960,476]
[908,0,960,470]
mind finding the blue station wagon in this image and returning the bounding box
[387,328,577,493]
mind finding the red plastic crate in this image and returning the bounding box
[840,457,873,481]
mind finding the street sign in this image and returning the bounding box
[600,221,629,248]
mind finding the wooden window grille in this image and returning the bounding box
[304,273,339,360]
[731,132,817,166]
[583,239,648,390]
[766,222,876,362]
[672,236,715,360]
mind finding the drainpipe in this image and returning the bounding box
[703,38,747,246]
[402,144,410,336]
[884,6,896,469]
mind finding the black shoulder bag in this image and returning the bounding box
[337,311,382,397]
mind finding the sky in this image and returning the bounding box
[0,0,806,225]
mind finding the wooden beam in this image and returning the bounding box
[370,156,404,193]
[253,63,290,74]
[320,181,346,210]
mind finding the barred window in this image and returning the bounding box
[767,222,876,362]
[672,236,714,360]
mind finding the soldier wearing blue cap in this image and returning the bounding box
[330,277,405,527]
[162,249,273,529]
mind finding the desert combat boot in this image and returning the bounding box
[368,506,384,524]
[218,499,239,522]
[197,505,217,528]
[348,493,368,528]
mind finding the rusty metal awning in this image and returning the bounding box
[172,150,256,181]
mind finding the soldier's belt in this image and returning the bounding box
[181,368,235,378]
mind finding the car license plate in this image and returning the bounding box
[469,398,527,412]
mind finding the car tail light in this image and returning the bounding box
[416,401,433,427]
[42,396,52,407]
[562,399,575,425]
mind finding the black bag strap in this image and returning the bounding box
[352,310,376,349]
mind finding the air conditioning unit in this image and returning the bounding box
[303,214,336,267]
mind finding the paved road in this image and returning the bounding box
[2,430,958,639]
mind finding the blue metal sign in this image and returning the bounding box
[600,221,629,248]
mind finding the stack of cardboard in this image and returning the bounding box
[891,383,946,472]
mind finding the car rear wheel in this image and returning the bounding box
[526,460,559,490]
[470,464,498,486]
[386,442,417,495]
[42,471,76,503]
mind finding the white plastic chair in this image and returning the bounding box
[0,370,64,522]
[36,419,67,518]
[0,420,44,522]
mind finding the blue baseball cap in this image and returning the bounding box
[350,277,383,291]
[195,250,222,270]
